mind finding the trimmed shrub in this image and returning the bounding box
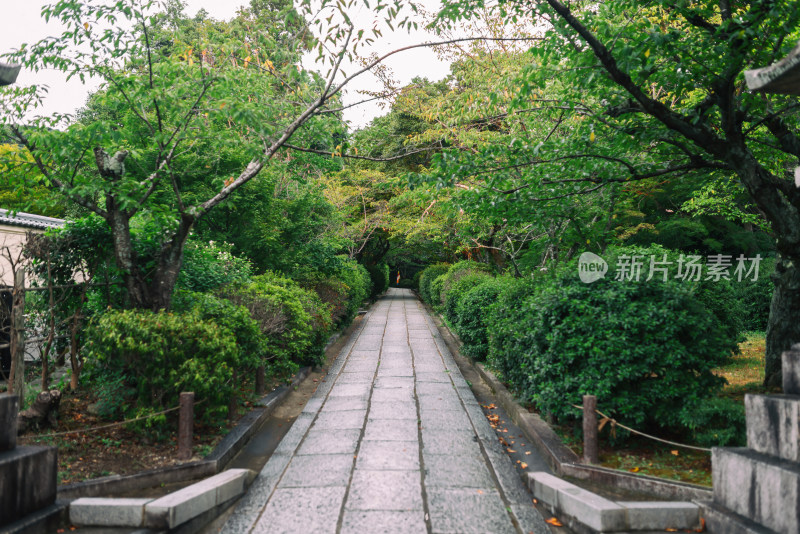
[438,261,493,306]
[487,272,736,432]
[442,271,492,325]
[429,274,447,311]
[412,270,423,290]
[334,260,371,327]
[454,276,514,361]
[397,278,415,289]
[221,272,329,367]
[84,310,240,421]
[679,396,746,447]
[172,291,265,367]
[178,239,253,293]
[366,262,390,299]
[291,258,371,330]
[418,263,450,305]
[602,244,747,345]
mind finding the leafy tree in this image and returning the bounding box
[435,0,800,385]
[0,0,415,310]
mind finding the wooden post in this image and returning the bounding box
[8,271,25,407]
[255,365,265,396]
[583,394,599,464]
[178,391,194,460]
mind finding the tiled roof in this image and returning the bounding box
[0,209,65,230]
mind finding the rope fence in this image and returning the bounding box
[570,402,712,454]
[18,398,205,441]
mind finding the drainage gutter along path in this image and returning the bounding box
[219,288,552,534]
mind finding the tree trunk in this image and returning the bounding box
[8,270,25,406]
[764,255,800,387]
[106,208,151,309]
[149,215,194,311]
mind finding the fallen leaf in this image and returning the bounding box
[507,449,516,453]
[671,450,679,456]
[525,451,531,455]
[477,490,483,494]
[545,517,563,527]
[533,498,538,504]
[630,467,640,473]
[665,529,677,532]
[693,517,706,532]
[520,462,528,469]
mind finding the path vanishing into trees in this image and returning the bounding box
[219,288,551,534]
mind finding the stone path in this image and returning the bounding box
[220,288,550,534]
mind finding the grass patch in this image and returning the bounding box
[715,331,776,401]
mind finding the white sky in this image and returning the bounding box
[0,0,452,130]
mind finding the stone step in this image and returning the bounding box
[699,499,778,534]
[0,393,18,451]
[528,472,700,532]
[69,468,252,529]
[745,394,800,462]
[713,447,800,534]
[0,445,57,527]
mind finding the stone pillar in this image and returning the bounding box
[703,344,800,533]
[0,393,58,529]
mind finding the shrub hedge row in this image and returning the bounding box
[416,250,760,446]
[85,256,372,424]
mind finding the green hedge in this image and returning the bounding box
[172,291,265,365]
[221,272,331,367]
[454,277,514,361]
[177,239,253,293]
[336,260,371,327]
[437,260,493,306]
[418,263,450,306]
[442,271,492,325]
[487,273,736,432]
[602,244,748,344]
[85,310,243,421]
[366,262,390,299]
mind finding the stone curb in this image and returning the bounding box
[529,472,702,533]
[423,300,713,504]
[69,468,253,529]
[205,366,311,470]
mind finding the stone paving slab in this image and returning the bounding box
[356,440,420,471]
[296,428,361,455]
[221,288,549,534]
[279,454,354,488]
[312,409,367,430]
[252,487,346,534]
[363,419,419,441]
[340,510,427,534]
[427,488,516,534]
[347,470,423,511]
